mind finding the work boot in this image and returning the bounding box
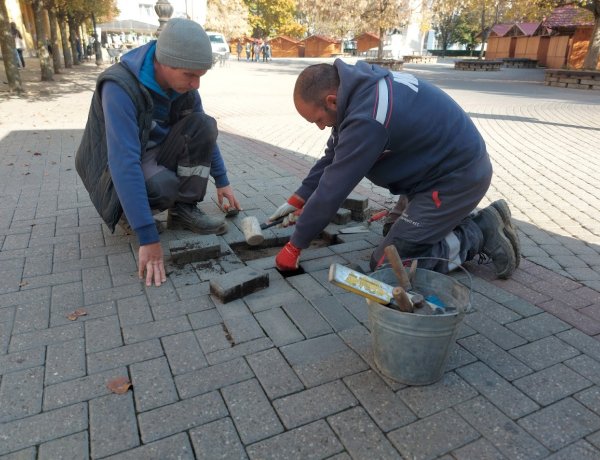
[167,202,227,235]
[473,206,516,279]
[491,199,521,268]
[383,195,408,237]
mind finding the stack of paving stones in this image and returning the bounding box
[2,122,600,459]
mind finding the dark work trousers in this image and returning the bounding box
[370,155,492,274]
[141,112,218,211]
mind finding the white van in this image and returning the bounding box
[206,31,230,63]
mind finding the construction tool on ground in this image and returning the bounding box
[241,216,265,246]
[260,216,284,230]
[338,209,389,234]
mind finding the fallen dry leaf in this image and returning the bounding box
[33,152,42,156]
[66,308,88,321]
[19,280,28,287]
[106,376,131,394]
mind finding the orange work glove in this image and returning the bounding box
[275,242,302,271]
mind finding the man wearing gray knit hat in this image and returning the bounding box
[76,18,241,288]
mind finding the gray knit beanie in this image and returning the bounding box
[156,18,213,70]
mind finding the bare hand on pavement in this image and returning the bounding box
[217,185,242,212]
[138,242,167,287]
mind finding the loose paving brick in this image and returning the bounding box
[518,398,600,451]
[137,391,227,443]
[274,379,358,429]
[169,235,221,265]
[246,419,343,460]
[210,266,269,303]
[328,406,401,459]
[89,392,140,458]
[343,370,416,432]
[222,379,284,444]
[189,417,247,460]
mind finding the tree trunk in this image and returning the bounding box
[0,0,23,93]
[68,16,80,65]
[478,1,486,59]
[32,0,53,81]
[48,7,61,74]
[583,9,600,70]
[377,26,384,59]
[58,13,72,68]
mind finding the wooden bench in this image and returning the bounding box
[454,60,502,71]
[502,58,538,68]
[545,69,600,90]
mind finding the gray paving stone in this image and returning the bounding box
[505,312,571,341]
[343,370,417,432]
[557,329,600,362]
[216,301,265,344]
[116,295,154,326]
[188,308,222,330]
[450,437,506,460]
[9,322,83,352]
[0,366,44,422]
[509,336,580,371]
[566,355,600,385]
[388,408,479,460]
[328,406,401,459]
[130,357,178,412]
[0,403,87,456]
[310,295,360,332]
[84,283,144,306]
[0,347,45,376]
[222,378,283,444]
[470,292,522,324]
[161,331,208,375]
[151,295,216,320]
[175,356,254,399]
[0,447,36,460]
[49,281,84,314]
[246,348,304,400]
[281,299,333,338]
[519,397,600,451]
[104,432,194,460]
[514,363,593,406]
[13,298,50,334]
[205,336,273,366]
[189,417,247,460]
[82,265,112,292]
[255,307,304,346]
[43,366,128,410]
[545,439,600,460]
[398,372,478,418]
[87,339,164,373]
[246,419,343,460]
[85,315,123,353]
[456,361,539,419]
[280,333,369,387]
[195,323,232,354]
[89,392,139,458]
[274,379,357,429]
[45,338,86,385]
[122,316,191,344]
[50,300,116,327]
[464,311,527,350]
[458,334,533,381]
[334,292,369,324]
[456,396,550,459]
[576,385,600,414]
[138,391,227,443]
[38,431,88,460]
[243,280,305,313]
[286,273,330,301]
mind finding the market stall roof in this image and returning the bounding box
[97,19,159,34]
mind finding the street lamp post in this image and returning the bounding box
[155,0,174,35]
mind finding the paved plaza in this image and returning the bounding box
[0,56,599,459]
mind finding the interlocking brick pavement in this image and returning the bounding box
[0,56,599,458]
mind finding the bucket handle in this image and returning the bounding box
[377,256,473,313]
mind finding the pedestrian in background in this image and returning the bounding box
[10,22,25,68]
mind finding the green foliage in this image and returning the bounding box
[244,0,305,38]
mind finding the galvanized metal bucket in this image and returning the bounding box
[366,263,471,386]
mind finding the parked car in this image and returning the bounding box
[206,31,230,64]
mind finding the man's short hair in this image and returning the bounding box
[294,64,339,106]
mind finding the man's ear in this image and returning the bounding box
[325,94,337,110]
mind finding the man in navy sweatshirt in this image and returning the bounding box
[270,61,520,278]
[76,19,240,287]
